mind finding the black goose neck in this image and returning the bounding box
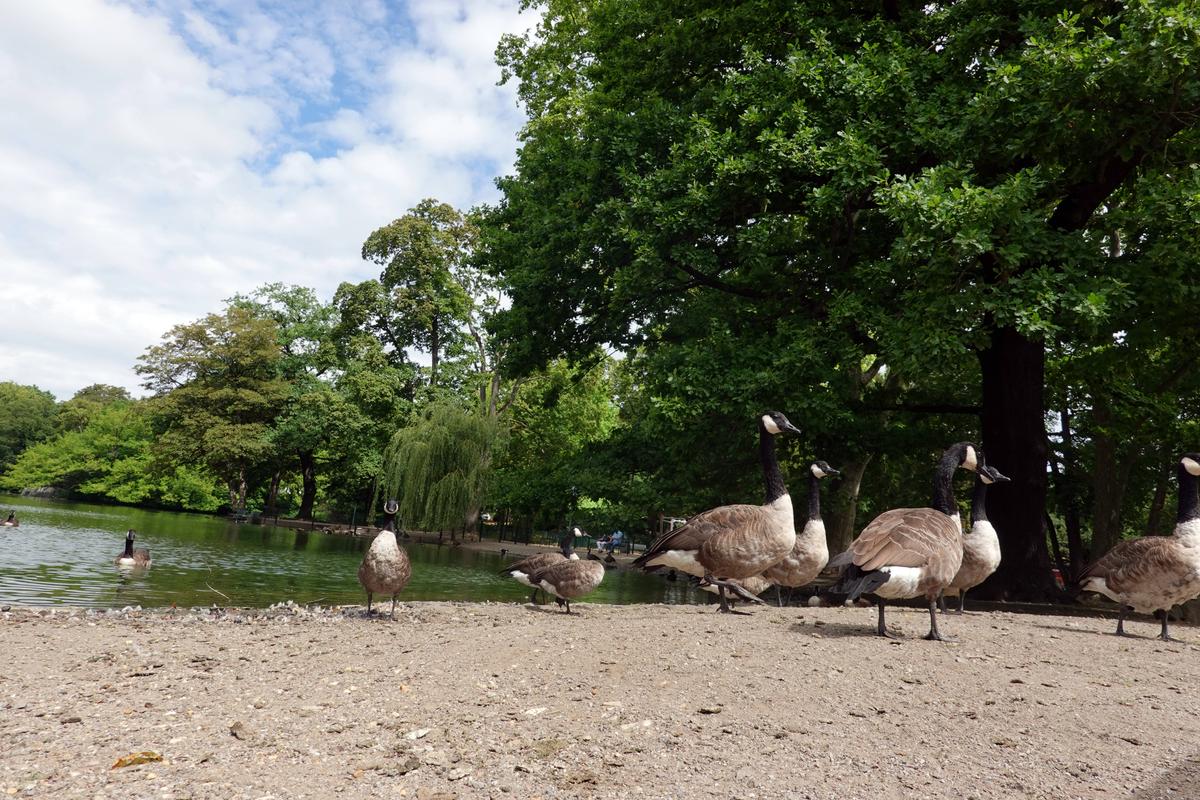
[807,472,822,520]
[970,477,990,525]
[382,512,397,532]
[123,538,134,558]
[760,426,788,504]
[930,449,961,516]
[1177,462,1199,524]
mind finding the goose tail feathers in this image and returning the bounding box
[827,564,888,602]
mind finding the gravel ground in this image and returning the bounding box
[2,601,1198,800]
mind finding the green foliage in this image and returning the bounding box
[0,401,224,510]
[136,306,288,509]
[381,401,503,533]
[0,382,58,471]
[55,384,133,434]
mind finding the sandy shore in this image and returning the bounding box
[2,602,1198,800]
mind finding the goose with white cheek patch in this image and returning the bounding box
[758,460,839,605]
[632,411,802,613]
[527,553,607,614]
[942,463,1010,613]
[357,500,412,618]
[114,529,151,569]
[499,531,579,604]
[1079,453,1200,641]
[828,442,981,641]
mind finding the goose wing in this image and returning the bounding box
[1082,537,1190,596]
[499,552,564,576]
[851,508,960,571]
[529,559,605,599]
[634,504,765,565]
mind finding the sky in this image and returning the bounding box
[0,0,532,399]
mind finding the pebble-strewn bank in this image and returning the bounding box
[2,602,1198,800]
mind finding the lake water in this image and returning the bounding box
[0,496,701,608]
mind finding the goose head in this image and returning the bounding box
[126,529,136,542]
[979,464,1010,485]
[810,461,840,479]
[1181,453,1200,477]
[760,411,801,436]
[947,442,981,472]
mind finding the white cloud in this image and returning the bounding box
[0,0,531,399]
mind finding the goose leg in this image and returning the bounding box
[956,590,967,615]
[390,595,397,620]
[563,599,571,615]
[776,585,784,608]
[923,597,954,641]
[529,588,538,605]
[366,592,373,615]
[937,593,947,614]
[876,600,900,639]
[704,576,756,615]
[1115,606,1135,637]
[1156,610,1180,642]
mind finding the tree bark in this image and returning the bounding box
[266,471,281,514]
[826,453,872,555]
[1089,400,1135,558]
[297,451,317,520]
[430,314,440,388]
[1052,400,1086,581]
[976,326,1056,600]
[1144,458,1170,536]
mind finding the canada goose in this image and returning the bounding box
[114,529,151,568]
[941,464,1010,613]
[499,535,579,604]
[633,411,803,613]
[3,511,17,527]
[828,442,981,640]
[357,500,412,618]
[759,460,839,604]
[1080,453,1200,641]
[527,553,607,614]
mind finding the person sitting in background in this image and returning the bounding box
[607,529,624,554]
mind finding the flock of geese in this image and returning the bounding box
[90,410,1200,638]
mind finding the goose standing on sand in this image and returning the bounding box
[758,460,839,605]
[357,500,412,618]
[828,442,981,640]
[942,464,1009,613]
[1080,453,1200,641]
[114,529,151,568]
[499,531,580,604]
[633,411,803,613]
[527,553,607,614]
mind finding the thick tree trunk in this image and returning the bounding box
[430,314,440,388]
[266,471,281,514]
[826,453,872,555]
[1090,402,1135,558]
[1145,460,1170,535]
[297,451,317,520]
[976,326,1056,600]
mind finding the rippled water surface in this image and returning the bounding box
[0,497,701,608]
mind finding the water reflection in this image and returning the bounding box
[0,496,701,609]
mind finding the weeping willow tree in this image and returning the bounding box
[380,401,502,538]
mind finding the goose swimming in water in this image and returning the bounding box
[357,500,412,618]
[942,463,1009,613]
[828,442,982,640]
[114,529,151,569]
[633,411,803,613]
[1080,453,1200,641]
[3,511,17,527]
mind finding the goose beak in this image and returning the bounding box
[824,466,840,477]
[781,419,802,435]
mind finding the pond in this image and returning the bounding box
[0,496,702,609]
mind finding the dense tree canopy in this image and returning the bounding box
[481,0,1200,598]
[0,382,58,471]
